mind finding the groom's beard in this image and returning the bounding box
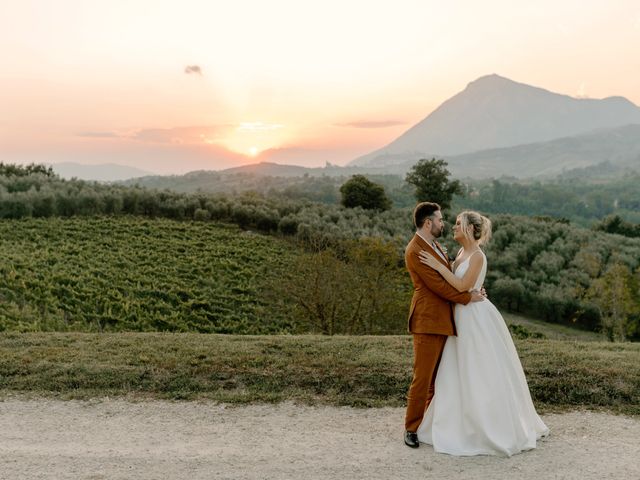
[431,224,444,238]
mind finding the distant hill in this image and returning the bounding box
[51,163,154,181]
[216,124,640,179]
[351,74,640,167]
[121,162,406,191]
[443,124,640,178]
[123,122,640,192]
[217,161,409,177]
[220,162,318,177]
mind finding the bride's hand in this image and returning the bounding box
[418,250,443,271]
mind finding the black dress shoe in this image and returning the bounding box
[404,431,419,448]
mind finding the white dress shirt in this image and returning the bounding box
[416,231,448,263]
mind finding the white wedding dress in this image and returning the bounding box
[417,251,549,456]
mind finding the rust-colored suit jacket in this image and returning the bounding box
[405,233,472,335]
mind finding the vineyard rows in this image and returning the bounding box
[0,217,296,333]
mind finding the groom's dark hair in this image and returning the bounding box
[413,202,441,229]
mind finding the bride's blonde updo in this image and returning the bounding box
[458,211,492,246]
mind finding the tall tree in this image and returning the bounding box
[405,158,463,209]
[586,263,639,341]
[0,162,56,178]
[339,175,391,211]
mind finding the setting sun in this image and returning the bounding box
[249,147,258,157]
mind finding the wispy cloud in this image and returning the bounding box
[77,131,119,138]
[237,122,283,132]
[77,124,281,147]
[132,126,229,144]
[184,65,203,75]
[334,120,405,129]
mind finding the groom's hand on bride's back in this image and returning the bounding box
[470,290,485,302]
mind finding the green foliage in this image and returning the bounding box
[595,214,640,238]
[461,215,640,338]
[586,264,640,341]
[508,323,546,339]
[0,216,411,336]
[0,162,56,178]
[0,217,298,333]
[0,169,413,240]
[491,277,526,311]
[339,175,391,211]
[5,162,639,226]
[405,158,463,209]
[118,163,640,223]
[121,168,419,206]
[455,175,640,225]
[1,210,639,338]
[264,237,408,335]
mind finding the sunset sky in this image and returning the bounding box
[1,0,639,174]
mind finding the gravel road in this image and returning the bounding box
[0,399,637,480]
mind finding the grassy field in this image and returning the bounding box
[0,333,637,416]
[503,312,605,341]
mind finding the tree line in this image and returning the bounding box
[117,161,640,224]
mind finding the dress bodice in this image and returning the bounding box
[454,250,487,291]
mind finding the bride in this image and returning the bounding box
[416,211,549,456]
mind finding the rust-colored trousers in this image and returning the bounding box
[404,333,448,432]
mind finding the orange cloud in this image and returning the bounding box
[334,120,406,129]
[77,131,119,138]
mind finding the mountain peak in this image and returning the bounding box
[465,74,518,90]
[349,75,640,166]
[470,73,511,83]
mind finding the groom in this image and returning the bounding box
[403,202,483,448]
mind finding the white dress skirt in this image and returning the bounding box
[417,251,549,456]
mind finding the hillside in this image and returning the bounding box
[0,213,638,338]
[444,124,640,178]
[0,217,299,333]
[0,166,638,338]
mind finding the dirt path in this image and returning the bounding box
[0,399,637,480]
